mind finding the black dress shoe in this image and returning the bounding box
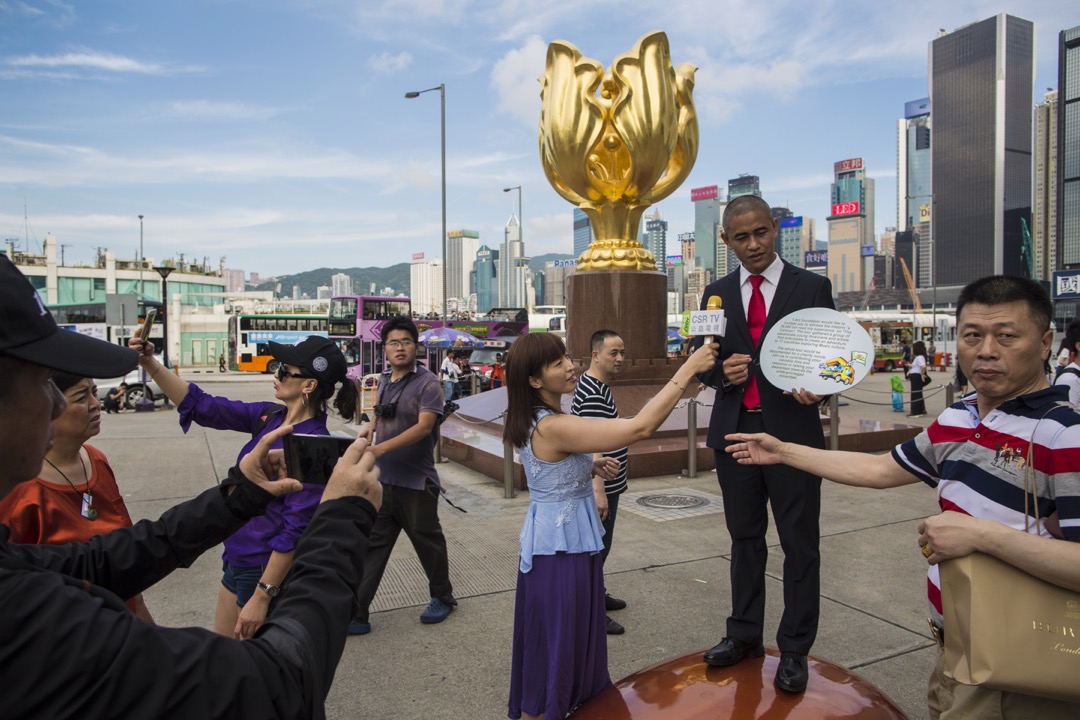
[775,652,808,693]
[703,636,765,667]
[605,593,627,611]
[606,615,625,635]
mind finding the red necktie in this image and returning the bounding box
[743,274,766,409]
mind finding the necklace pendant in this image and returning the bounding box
[81,492,97,520]
[86,508,98,520]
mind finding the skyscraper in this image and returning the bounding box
[331,272,352,297]
[409,255,442,315]
[691,185,721,279]
[897,98,933,286]
[446,229,479,304]
[728,174,760,199]
[573,208,591,258]
[644,209,667,265]
[475,245,498,313]
[1034,90,1059,281]
[777,216,805,267]
[500,212,530,308]
[931,13,1034,286]
[827,157,876,293]
[1060,26,1080,269]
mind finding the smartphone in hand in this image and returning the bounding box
[282,432,355,485]
[140,309,158,341]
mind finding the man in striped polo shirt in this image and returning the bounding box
[572,329,630,635]
[723,275,1080,718]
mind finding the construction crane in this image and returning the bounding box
[899,257,923,313]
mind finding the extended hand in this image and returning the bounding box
[687,342,719,375]
[594,489,610,521]
[233,593,269,640]
[592,457,620,481]
[785,388,824,405]
[917,511,987,564]
[724,432,784,465]
[237,425,304,498]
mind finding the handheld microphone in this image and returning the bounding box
[705,295,723,346]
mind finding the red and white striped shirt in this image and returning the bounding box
[891,385,1080,624]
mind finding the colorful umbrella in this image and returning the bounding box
[417,327,485,349]
[666,328,683,345]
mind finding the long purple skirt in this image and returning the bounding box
[507,551,612,719]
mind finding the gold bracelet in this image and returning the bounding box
[669,379,686,390]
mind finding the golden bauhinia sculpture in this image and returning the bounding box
[539,30,698,272]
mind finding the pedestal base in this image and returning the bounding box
[566,270,669,361]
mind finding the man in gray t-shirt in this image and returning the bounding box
[349,316,457,635]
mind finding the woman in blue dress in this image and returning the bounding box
[504,333,717,719]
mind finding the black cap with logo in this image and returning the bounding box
[268,336,347,386]
[0,255,138,377]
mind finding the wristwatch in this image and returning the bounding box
[256,580,280,598]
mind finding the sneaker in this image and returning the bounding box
[420,597,455,624]
[606,615,625,635]
[605,593,627,611]
[347,619,371,635]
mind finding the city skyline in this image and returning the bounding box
[1,2,1073,277]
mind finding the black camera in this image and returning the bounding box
[373,402,397,418]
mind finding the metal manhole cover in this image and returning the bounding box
[636,494,709,509]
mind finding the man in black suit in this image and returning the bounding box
[697,195,834,693]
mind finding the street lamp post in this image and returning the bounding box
[503,185,522,308]
[138,214,144,297]
[405,84,447,323]
[154,266,175,370]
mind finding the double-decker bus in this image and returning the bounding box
[51,300,165,349]
[328,295,528,379]
[229,313,328,373]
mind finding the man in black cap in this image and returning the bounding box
[0,255,383,718]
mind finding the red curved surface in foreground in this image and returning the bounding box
[570,648,908,720]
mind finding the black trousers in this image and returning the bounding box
[600,492,621,566]
[714,410,821,654]
[354,481,454,622]
[909,374,926,414]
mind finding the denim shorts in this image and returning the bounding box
[221,562,264,607]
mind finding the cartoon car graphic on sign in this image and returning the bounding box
[819,357,855,386]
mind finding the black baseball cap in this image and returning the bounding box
[0,255,138,377]
[268,336,347,385]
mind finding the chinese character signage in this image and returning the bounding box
[1053,270,1080,300]
[804,250,828,267]
[833,158,863,174]
[690,185,718,202]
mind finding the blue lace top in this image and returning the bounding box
[517,408,605,572]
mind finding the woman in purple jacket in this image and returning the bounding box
[130,335,357,639]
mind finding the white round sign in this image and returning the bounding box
[758,307,876,395]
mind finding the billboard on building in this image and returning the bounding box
[666,255,683,267]
[780,216,803,229]
[904,98,931,119]
[919,203,931,223]
[690,185,718,201]
[831,202,861,217]
[411,252,425,260]
[860,244,875,256]
[646,220,666,232]
[833,158,864,173]
[804,250,828,267]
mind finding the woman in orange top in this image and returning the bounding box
[0,371,153,621]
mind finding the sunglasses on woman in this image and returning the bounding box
[275,366,311,382]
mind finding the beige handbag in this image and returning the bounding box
[940,405,1080,703]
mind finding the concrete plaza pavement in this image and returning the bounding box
[92,367,959,719]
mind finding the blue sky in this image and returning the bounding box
[1,1,1073,278]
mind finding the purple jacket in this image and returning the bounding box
[178,384,326,567]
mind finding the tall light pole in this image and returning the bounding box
[138,214,144,298]
[405,84,447,323]
[503,185,521,308]
[154,266,175,369]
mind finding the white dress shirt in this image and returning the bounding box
[738,253,783,319]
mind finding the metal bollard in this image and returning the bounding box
[829,394,840,451]
[503,437,516,498]
[946,382,955,407]
[686,398,697,478]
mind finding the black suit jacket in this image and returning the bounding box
[699,261,835,450]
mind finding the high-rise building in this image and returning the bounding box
[897,97,933,286]
[500,212,525,307]
[685,266,707,313]
[474,245,499,313]
[573,208,591,258]
[222,268,246,293]
[827,157,876,293]
[679,232,695,266]
[691,185,722,278]
[542,260,574,306]
[931,13,1034,286]
[1060,26,1080,269]
[777,216,805,267]
[644,209,667,264]
[880,227,898,257]
[409,255,443,315]
[728,174,760,199]
[1034,90,1059,281]
[331,272,352,297]
[316,286,332,300]
[248,272,260,286]
[446,229,479,304]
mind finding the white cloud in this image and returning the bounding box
[368,51,413,74]
[169,100,281,122]
[6,49,169,74]
[490,34,546,127]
